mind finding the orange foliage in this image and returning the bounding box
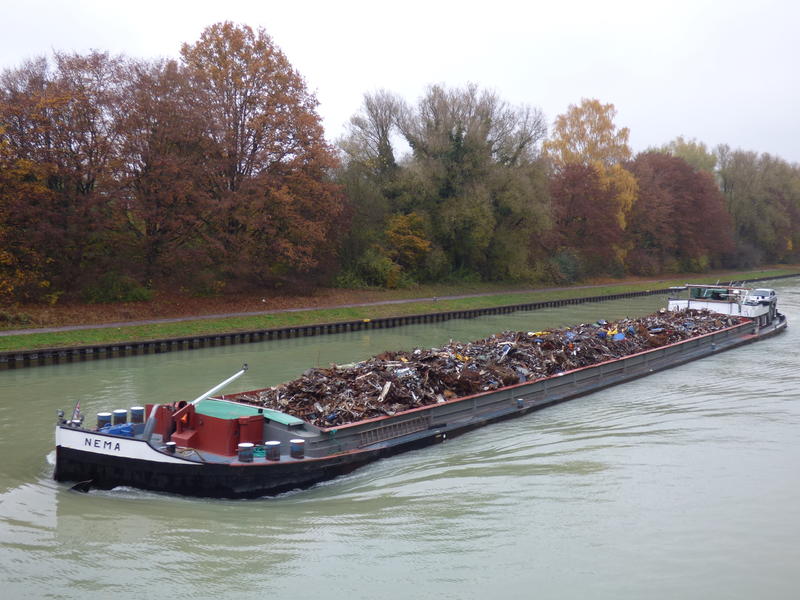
[385,213,432,271]
[0,142,52,301]
[544,98,638,239]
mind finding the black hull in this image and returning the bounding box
[55,445,379,498]
[54,316,787,498]
[55,400,568,498]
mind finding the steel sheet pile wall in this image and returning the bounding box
[3,272,794,369]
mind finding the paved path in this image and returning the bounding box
[1,283,670,337]
[8,274,778,338]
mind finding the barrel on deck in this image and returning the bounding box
[290,439,305,459]
[130,406,145,424]
[237,442,254,463]
[112,409,127,425]
[97,412,112,429]
[265,440,281,461]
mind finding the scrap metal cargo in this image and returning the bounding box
[228,310,741,428]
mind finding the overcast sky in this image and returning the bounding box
[2,0,798,163]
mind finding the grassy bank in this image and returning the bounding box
[1,268,797,353]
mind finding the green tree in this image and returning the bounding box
[659,136,717,174]
[716,146,800,264]
[395,83,549,280]
[335,91,403,284]
[341,89,401,176]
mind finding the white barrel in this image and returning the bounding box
[97,412,112,429]
[265,440,281,461]
[238,442,255,463]
[130,406,145,424]
[290,438,305,459]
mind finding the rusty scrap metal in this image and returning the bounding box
[230,310,739,428]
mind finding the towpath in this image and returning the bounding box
[0,281,674,337]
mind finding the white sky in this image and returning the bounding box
[2,0,798,162]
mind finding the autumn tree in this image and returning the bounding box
[548,163,624,279]
[627,152,733,273]
[544,99,637,247]
[544,98,632,168]
[0,24,346,301]
[180,22,344,287]
[118,58,219,284]
[0,52,126,297]
[385,212,431,273]
[0,136,52,303]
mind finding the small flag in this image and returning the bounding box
[71,401,81,422]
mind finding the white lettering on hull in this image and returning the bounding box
[55,427,199,465]
[85,437,122,451]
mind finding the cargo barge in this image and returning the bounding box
[54,284,787,498]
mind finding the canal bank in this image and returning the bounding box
[2,272,798,369]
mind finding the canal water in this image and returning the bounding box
[1,283,799,599]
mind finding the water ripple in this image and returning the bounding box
[3,280,800,599]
